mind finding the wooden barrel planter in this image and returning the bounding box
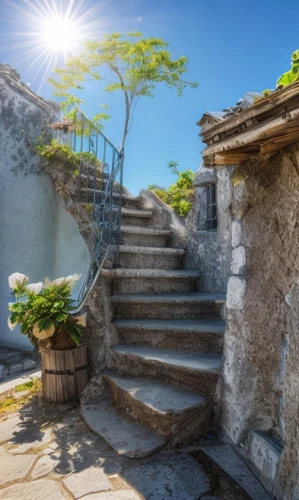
[41,344,88,404]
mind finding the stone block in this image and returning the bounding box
[121,453,210,499]
[63,466,112,499]
[0,415,22,443]
[0,446,36,486]
[231,246,246,275]
[0,479,67,499]
[9,427,54,454]
[81,492,140,500]
[193,166,216,187]
[31,455,59,479]
[248,430,282,487]
[232,220,242,248]
[8,362,24,374]
[226,277,246,310]
[200,444,271,499]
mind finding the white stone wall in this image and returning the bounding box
[0,66,90,349]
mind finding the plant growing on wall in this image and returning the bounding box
[8,272,84,350]
[49,32,198,148]
[35,138,101,175]
[149,161,195,217]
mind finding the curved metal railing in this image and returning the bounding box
[55,105,124,312]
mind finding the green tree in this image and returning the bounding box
[149,162,195,217]
[49,32,197,148]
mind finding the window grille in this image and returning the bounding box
[205,183,217,230]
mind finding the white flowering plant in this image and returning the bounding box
[8,272,84,348]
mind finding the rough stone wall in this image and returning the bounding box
[185,165,233,293]
[219,143,299,499]
[278,282,299,499]
[139,189,187,249]
[0,65,90,349]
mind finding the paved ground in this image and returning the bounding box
[0,392,252,500]
[0,347,39,382]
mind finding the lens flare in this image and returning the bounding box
[41,17,78,52]
[0,0,138,92]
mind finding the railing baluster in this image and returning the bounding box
[58,104,124,313]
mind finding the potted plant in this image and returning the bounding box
[7,272,88,403]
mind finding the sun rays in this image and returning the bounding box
[0,0,137,92]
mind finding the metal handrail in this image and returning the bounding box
[56,105,124,312]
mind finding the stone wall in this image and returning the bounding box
[219,143,299,499]
[0,65,90,349]
[185,164,233,293]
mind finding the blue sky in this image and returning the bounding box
[0,0,298,194]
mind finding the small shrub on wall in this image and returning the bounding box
[35,138,101,175]
[149,161,195,217]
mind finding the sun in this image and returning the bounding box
[1,0,137,92]
[41,16,78,53]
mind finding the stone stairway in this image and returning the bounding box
[82,193,225,458]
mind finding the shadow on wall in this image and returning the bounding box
[1,172,90,350]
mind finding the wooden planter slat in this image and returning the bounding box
[41,345,88,404]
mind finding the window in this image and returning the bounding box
[205,184,217,230]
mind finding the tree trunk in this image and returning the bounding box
[121,93,130,149]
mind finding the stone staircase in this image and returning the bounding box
[82,193,225,458]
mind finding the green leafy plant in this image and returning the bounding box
[49,32,198,148]
[253,89,272,104]
[8,272,84,349]
[149,162,195,217]
[35,138,101,175]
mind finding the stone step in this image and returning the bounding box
[121,196,140,210]
[0,350,23,364]
[121,226,170,247]
[80,188,140,209]
[121,208,153,228]
[112,318,224,353]
[103,371,211,446]
[81,398,166,458]
[111,293,225,319]
[109,345,222,395]
[103,269,200,293]
[119,246,184,270]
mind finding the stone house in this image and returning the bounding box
[189,87,299,499]
[2,62,299,499]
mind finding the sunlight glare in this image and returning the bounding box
[1,0,137,91]
[41,17,78,52]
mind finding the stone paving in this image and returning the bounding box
[0,347,39,382]
[0,396,251,500]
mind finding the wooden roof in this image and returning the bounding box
[200,81,299,166]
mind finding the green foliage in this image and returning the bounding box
[63,107,110,133]
[14,379,38,392]
[167,160,179,175]
[0,378,41,414]
[149,163,195,217]
[253,89,272,104]
[35,138,101,174]
[49,32,198,147]
[9,277,84,346]
[84,203,93,211]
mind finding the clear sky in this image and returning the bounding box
[1,0,298,194]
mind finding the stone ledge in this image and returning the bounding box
[0,65,60,116]
[226,276,246,310]
[247,430,282,493]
